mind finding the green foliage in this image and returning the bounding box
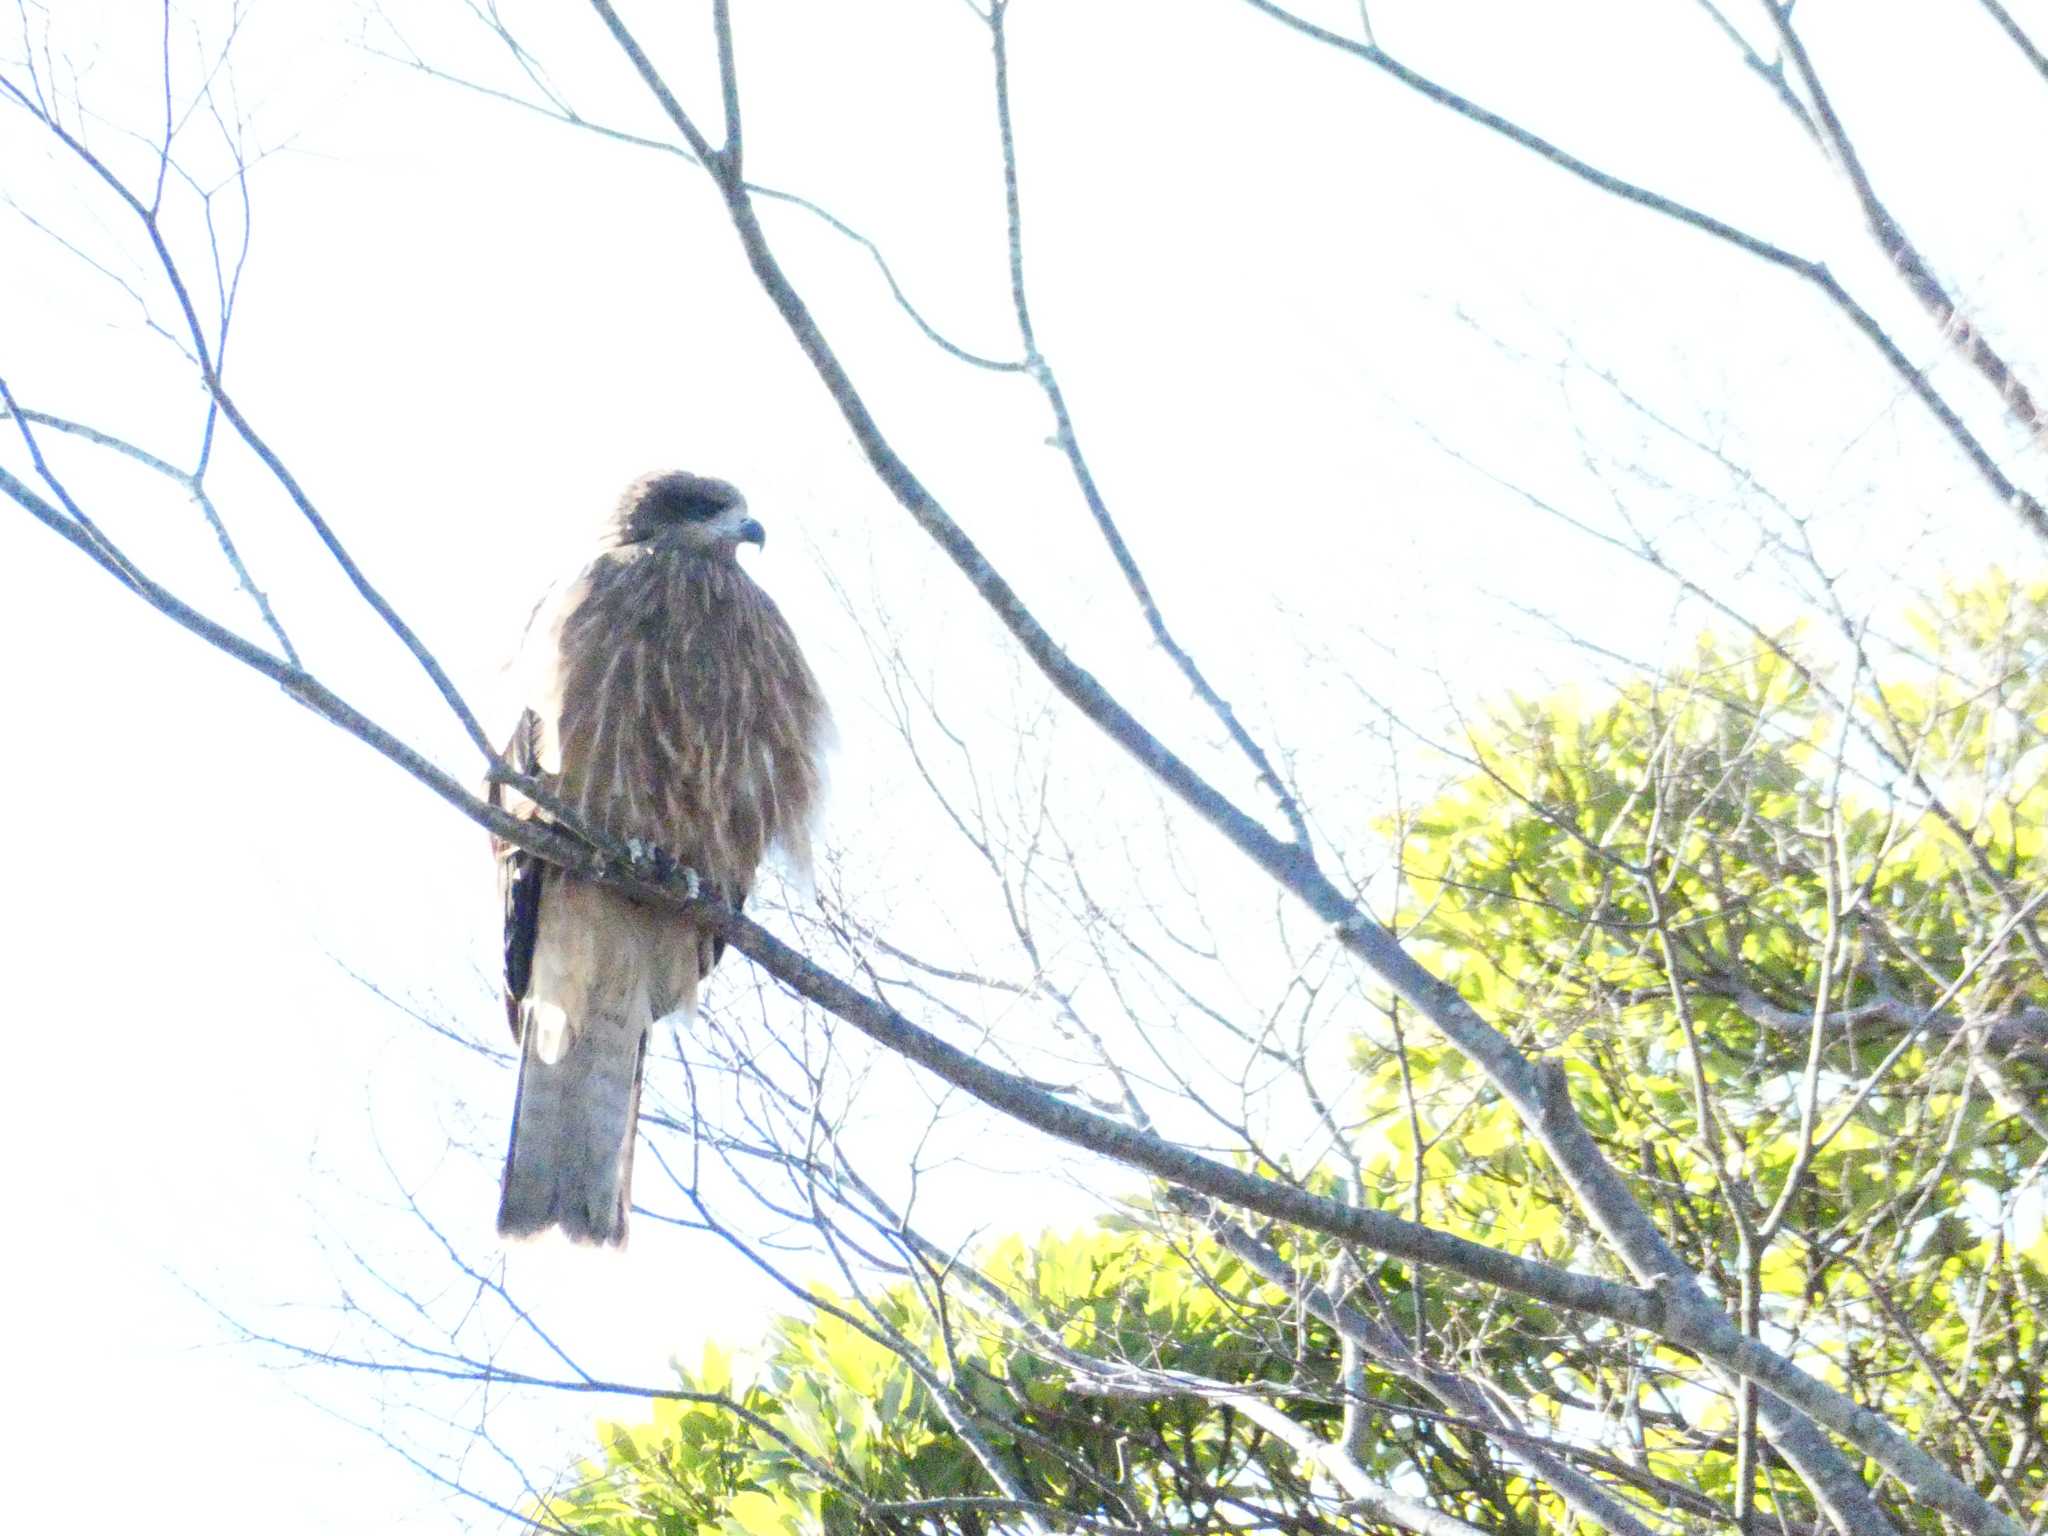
[536,577,2047,1534]
[1384,576,2047,1518]
[530,1228,1323,1535]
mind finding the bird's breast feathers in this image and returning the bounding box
[525,544,827,896]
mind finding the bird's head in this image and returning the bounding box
[610,470,765,555]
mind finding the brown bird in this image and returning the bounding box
[491,471,829,1245]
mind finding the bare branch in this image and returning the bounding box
[1973,0,2048,84]
[1,402,298,663]
[983,0,1314,850]
[1231,0,2047,544]
[1762,2,2047,450]
[1,71,495,752]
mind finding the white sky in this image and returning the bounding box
[2,0,2043,1529]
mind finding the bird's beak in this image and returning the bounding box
[738,517,766,549]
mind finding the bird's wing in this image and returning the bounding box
[493,706,548,1040]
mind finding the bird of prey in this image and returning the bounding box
[491,471,829,1245]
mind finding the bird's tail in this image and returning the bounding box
[497,997,648,1245]
[496,879,700,1247]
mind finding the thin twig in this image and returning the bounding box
[1232,0,2047,545]
[0,69,494,751]
[984,0,1314,851]
[1,403,299,663]
[1972,0,2048,84]
[1762,2,2047,448]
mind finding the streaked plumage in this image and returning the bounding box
[492,471,828,1245]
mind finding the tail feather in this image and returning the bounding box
[497,878,699,1247]
[497,1003,648,1245]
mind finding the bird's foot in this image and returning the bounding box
[624,838,700,898]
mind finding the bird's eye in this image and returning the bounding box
[667,492,726,522]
